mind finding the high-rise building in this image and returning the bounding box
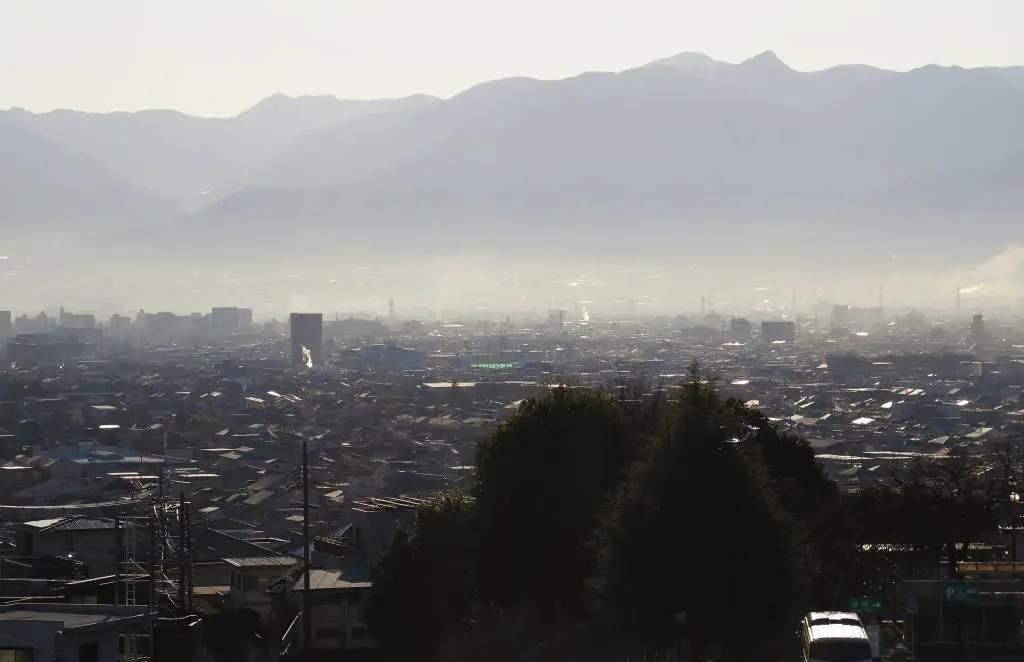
[237,308,253,331]
[832,305,850,330]
[761,320,796,343]
[210,307,254,336]
[971,314,986,341]
[729,317,753,342]
[210,307,240,338]
[107,314,133,339]
[290,313,323,368]
[0,310,11,339]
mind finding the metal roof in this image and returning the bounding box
[292,568,371,592]
[223,556,297,569]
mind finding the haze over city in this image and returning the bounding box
[6,4,1024,662]
[1,0,1023,316]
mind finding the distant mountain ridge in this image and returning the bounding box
[0,117,179,236]
[1,93,439,213]
[4,52,1024,269]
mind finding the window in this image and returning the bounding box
[0,650,34,662]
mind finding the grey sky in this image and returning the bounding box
[1,0,1020,117]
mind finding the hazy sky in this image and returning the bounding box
[1,0,1020,117]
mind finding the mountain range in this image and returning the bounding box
[4,51,1024,271]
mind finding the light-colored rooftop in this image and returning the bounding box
[223,556,297,569]
[292,568,371,592]
[0,604,148,629]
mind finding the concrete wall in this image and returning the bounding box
[0,619,60,661]
[17,528,126,577]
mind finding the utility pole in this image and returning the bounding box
[149,514,157,617]
[177,492,188,616]
[302,437,311,656]
[114,517,122,605]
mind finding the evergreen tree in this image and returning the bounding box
[474,387,645,618]
[363,491,478,661]
[593,370,814,654]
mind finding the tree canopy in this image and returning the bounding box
[592,373,814,651]
[362,491,479,662]
[474,386,645,618]
[362,362,1014,661]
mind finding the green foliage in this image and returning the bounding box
[592,371,814,651]
[732,402,838,520]
[367,361,995,658]
[363,491,479,662]
[474,386,644,617]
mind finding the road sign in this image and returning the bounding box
[906,598,919,615]
[944,583,980,603]
[848,596,884,613]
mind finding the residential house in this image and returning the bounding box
[224,556,297,618]
[0,603,149,662]
[15,516,141,578]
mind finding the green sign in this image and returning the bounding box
[848,596,884,613]
[944,583,980,603]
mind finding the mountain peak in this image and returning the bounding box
[647,51,728,73]
[238,93,299,117]
[739,50,791,71]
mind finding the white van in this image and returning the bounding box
[800,612,874,662]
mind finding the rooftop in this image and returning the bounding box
[21,516,129,532]
[292,568,372,592]
[223,555,297,569]
[0,603,149,629]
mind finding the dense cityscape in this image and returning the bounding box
[3,296,1024,660]
[3,1,1024,659]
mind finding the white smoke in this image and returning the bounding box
[942,243,1024,302]
[301,345,313,369]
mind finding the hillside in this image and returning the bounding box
[0,119,178,237]
[3,93,439,207]
[9,52,1024,271]
[143,55,1024,269]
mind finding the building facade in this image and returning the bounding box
[290,313,323,367]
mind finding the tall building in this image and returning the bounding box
[971,314,986,342]
[832,305,850,331]
[761,320,796,343]
[0,310,11,339]
[237,308,253,331]
[729,317,753,342]
[290,313,323,368]
[210,307,240,338]
[107,314,133,339]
